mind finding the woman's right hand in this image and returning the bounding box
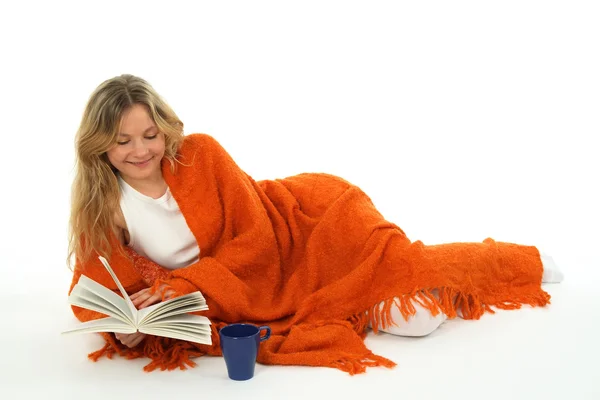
[115,332,146,348]
[115,285,173,348]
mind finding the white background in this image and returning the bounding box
[1,1,599,399]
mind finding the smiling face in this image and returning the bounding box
[106,103,166,183]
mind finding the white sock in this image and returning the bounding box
[539,250,564,283]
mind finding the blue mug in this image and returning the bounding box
[219,323,271,381]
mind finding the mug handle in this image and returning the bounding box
[258,326,271,341]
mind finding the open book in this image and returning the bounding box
[62,256,212,345]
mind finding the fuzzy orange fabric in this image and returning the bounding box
[69,133,551,374]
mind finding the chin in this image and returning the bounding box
[129,170,155,180]
[120,160,162,180]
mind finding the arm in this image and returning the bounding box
[151,135,281,318]
[68,235,148,323]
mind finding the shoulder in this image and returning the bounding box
[177,133,231,164]
[181,133,223,151]
[114,209,125,229]
[113,209,130,245]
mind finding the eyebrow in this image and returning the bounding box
[118,126,157,137]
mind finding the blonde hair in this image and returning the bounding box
[68,74,185,269]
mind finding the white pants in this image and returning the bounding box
[368,292,450,337]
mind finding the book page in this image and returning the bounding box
[98,256,139,325]
[141,312,211,327]
[69,284,130,323]
[138,325,212,345]
[75,275,134,324]
[140,313,212,343]
[62,316,137,335]
[137,292,208,325]
[144,322,212,333]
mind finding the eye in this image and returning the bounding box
[146,134,158,140]
[117,140,130,145]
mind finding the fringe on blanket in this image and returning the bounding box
[85,286,550,373]
[88,329,210,372]
[367,286,551,333]
[330,353,397,375]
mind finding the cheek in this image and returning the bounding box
[106,148,126,165]
[151,139,166,156]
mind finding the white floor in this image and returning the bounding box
[2,262,599,400]
[2,0,598,397]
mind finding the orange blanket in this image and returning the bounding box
[69,133,551,374]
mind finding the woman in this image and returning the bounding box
[67,74,563,373]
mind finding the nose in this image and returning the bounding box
[131,139,150,158]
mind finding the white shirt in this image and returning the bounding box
[118,175,200,270]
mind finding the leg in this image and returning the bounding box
[368,248,561,338]
[369,292,448,337]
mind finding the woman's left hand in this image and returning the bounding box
[130,285,175,309]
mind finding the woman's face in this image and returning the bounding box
[107,104,165,182]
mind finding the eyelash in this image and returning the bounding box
[117,134,158,145]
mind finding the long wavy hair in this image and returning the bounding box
[68,74,185,269]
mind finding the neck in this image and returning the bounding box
[120,169,168,199]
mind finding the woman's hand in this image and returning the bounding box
[114,285,175,348]
[115,332,146,348]
[130,285,175,309]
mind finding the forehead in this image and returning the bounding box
[119,105,156,135]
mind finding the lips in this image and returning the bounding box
[128,156,153,166]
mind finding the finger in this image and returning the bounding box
[115,333,131,346]
[139,293,162,309]
[155,284,175,300]
[129,290,144,301]
[130,288,149,301]
[165,290,175,300]
[129,333,146,348]
[132,292,153,308]
[122,333,140,348]
[134,292,155,308]
[139,294,160,309]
